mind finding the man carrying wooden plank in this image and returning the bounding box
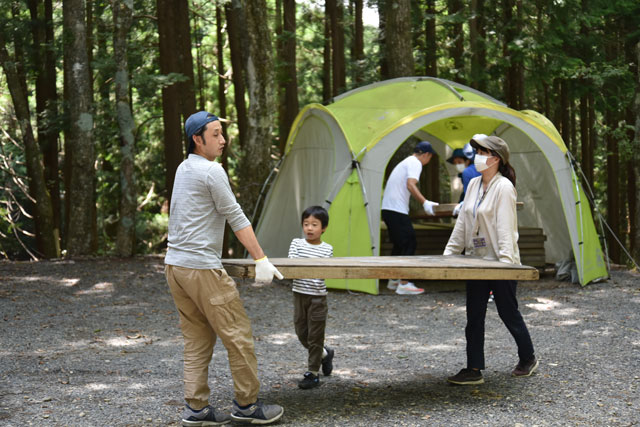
[381,140,439,295]
[164,111,284,426]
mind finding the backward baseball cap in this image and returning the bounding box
[470,135,510,164]
[185,111,219,154]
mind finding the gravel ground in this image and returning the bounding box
[0,256,639,426]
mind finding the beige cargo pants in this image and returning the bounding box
[165,265,259,409]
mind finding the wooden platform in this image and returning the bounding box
[223,255,539,281]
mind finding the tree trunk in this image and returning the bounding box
[113,0,136,257]
[234,0,277,220]
[353,0,364,84]
[385,0,415,77]
[560,80,570,146]
[503,0,517,107]
[424,0,437,77]
[216,5,228,166]
[448,0,464,83]
[63,0,96,256]
[277,0,299,154]
[633,42,640,264]
[0,30,60,258]
[579,93,591,182]
[174,0,197,133]
[329,0,346,96]
[226,2,248,150]
[605,107,620,264]
[157,0,183,209]
[378,0,388,79]
[323,2,332,102]
[587,92,596,187]
[27,0,60,236]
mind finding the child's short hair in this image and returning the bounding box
[301,205,329,228]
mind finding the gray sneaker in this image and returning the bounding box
[231,400,284,425]
[182,404,230,426]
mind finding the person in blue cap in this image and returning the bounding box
[165,111,285,425]
[381,140,439,295]
[448,136,483,216]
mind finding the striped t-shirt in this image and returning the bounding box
[288,238,333,296]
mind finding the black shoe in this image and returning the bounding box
[447,368,484,385]
[298,371,320,389]
[512,357,539,377]
[321,346,334,376]
[181,404,230,426]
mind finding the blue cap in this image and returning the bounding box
[414,140,434,154]
[185,111,219,154]
[446,148,466,164]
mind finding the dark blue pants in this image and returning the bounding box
[465,280,535,370]
[381,209,416,256]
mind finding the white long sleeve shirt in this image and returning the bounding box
[443,172,520,264]
[165,154,251,269]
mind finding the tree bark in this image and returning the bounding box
[234,0,277,220]
[633,42,640,264]
[113,0,136,257]
[579,93,590,182]
[385,0,415,77]
[0,29,60,258]
[277,0,299,154]
[424,0,437,77]
[225,3,248,150]
[63,0,96,256]
[157,0,195,208]
[27,0,60,235]
[174,0,197,133]
[323,2,332,102]
[353,0,364,84]
[157,0,182,209]
[448,0,464,83]
[329,0,346,96]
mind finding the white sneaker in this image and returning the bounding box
[387,279,400,290]
[395,282,424,295]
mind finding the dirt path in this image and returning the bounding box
[1,256,638,426]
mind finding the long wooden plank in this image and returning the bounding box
[223,255,539,281]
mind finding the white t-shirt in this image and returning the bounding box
[381,155,423,215]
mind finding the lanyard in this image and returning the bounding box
[473,178,497,219]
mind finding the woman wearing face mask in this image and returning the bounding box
[443,135,537,385]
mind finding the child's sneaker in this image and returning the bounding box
[395,282,424,295]
[387,279,400,290]
[298,371,320,389]
[181,404,230,426]
[321,346,334,376]
[231,400,284,424]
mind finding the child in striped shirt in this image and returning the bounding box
[288,206,334,389]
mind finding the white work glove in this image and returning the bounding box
[254,256,284,283]
[453,202,463,217]
[422,199,439,216]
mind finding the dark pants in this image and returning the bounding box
[465,280,535,370]
[294,292,328,373]
[382,209,416,256]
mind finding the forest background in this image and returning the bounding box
[0,0,639,268]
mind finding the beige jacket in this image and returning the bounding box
[444,172,520,264]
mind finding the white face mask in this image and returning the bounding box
[455,163,466,173]
[474,154,494,172]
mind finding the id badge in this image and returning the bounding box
[472,235,487,250]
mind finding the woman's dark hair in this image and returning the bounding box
[301,205,329,228]
[490,149,516,186]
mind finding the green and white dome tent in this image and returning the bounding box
[255,77,608,294]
